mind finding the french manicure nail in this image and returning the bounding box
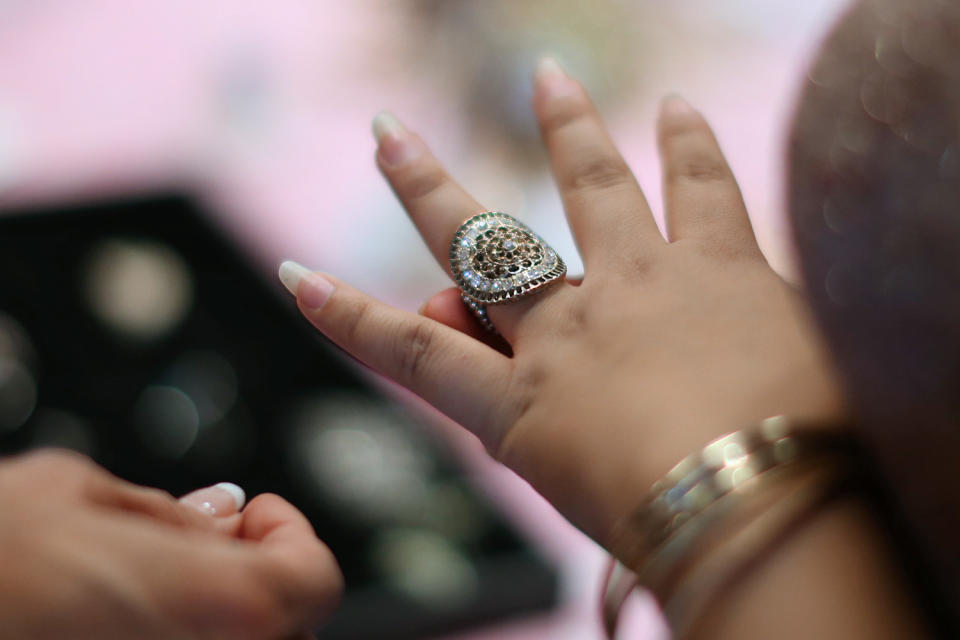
[372,111,424,168]
[279,260,311,296]
[660,94,696,118]
[278,260,334,311]
[180,482,246,517]
[372,111,406,142]
[534,56,578,100]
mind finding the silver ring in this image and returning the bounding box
[449,212,567,332]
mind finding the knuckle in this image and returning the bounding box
[672,158,730,183]
[540,94,590,134]
[566,156,633,192]
[661,123,733,185]
[393,320,438,384]
[629,253,657,279]
[497,358,546,444]
[555,298,589,339]
[659,114,701,139]
[696,236,764,263]
[341,297,374,344]
[663,135,732,186]
[397,167,448,202]
[19,448,94,477]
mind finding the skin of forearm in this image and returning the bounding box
[686,498,930,640]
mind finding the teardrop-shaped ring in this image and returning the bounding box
[449,212,567,332]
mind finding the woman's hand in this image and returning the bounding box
[279,59,846,555]
[0,449,342,640]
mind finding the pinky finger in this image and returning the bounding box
[278,261,515,449]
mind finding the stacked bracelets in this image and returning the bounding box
[602,416,862,638]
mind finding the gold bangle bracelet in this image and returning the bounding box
[601,416,860,639]
[661,460,849,638]
[615,416,854,568]
[639,457,834,595]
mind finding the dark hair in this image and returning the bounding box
[788,0,960,629]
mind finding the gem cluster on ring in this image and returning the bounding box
[449,212,566,305]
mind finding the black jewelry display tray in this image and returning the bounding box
[0,194,558,639]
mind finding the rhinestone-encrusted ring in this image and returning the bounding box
[449,212,567,332]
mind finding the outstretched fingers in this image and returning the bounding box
[279,262,515,449]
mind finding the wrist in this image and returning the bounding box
[600,417,868,638]
[496,372,849,556]
[606,416,853,563]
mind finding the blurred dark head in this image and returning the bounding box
[789,0,960,621]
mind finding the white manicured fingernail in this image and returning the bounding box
[372,111,406,143]
[279,260,313,297]
[214,482,246,511]
[373,111,424,167]
[180,482,246,516]
[279,260,335,310]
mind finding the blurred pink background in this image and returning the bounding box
[0,1,851,637]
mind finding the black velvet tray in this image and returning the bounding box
[0,194,557,639]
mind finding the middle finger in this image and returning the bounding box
[533,58,665,269]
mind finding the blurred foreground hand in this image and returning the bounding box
[0,449,342,640]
